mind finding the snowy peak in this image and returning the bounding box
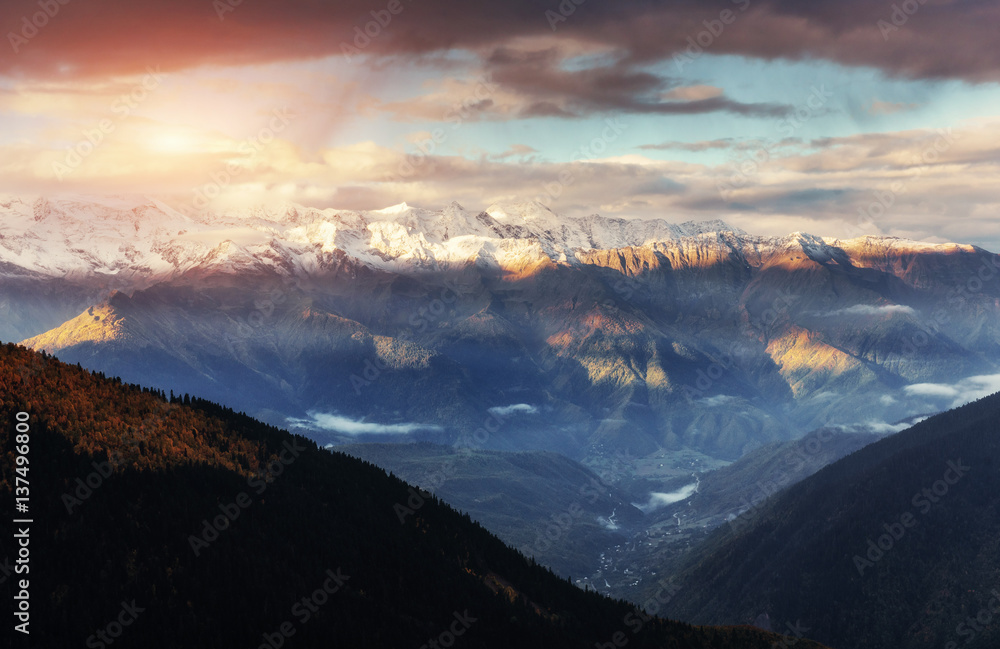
[0,194,978,283]
[485,200,559,224]
[678,219,746,237]
[21,302,125,350]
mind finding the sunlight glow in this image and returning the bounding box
[147,130,200,155]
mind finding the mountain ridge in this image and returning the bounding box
[0,342,830,648]
[9,193,1000,467]
[658,389,1000,649]
[0,194,981,283]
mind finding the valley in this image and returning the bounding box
[7,196,999,475]
[2,195,999,647]
[3,1,997,646]
[0,342,828,649]
[341,421,899,605]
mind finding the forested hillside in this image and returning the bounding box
[0,343,826,648]
[662,390,1000,649]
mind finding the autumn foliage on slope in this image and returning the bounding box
[0,342,828,648]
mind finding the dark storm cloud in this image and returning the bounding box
[639,139,737,152]
[3,0,998,83]
[483,47,791,118]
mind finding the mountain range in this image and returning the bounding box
[339,423,891,596]
[4,327,994,648]
[4,193,1000,648]
[659,388,1000,649]
[0,342,825,648]
[7,194,1000,471]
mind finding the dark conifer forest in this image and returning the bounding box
[0,343,826,648]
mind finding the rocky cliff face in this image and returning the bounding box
[8,194,1000,463]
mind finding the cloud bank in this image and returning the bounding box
[487,403,539,416]
[287,411,443,435]
[904,374,1000,409]
[634,483,699,513]
[6,0,1000,83]
[823,304,917,317]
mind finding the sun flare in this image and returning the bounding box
[147,130,200,155]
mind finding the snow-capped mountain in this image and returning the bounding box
[6,194,1000,465]
[3,194,980,286]
[0,194,845,281]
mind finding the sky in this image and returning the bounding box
[2,0,1000,249]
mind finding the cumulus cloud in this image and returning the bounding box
[639,139,737,152]
[487,403,538,416]
[7,72,1000,253]
[904,383,960,399]
[6,0,1000,84]
[832,416,926,435]
[402,48,795,121]
[492,144,539,160]
[661,85,724,102]
[7,113,1000,253]
[869,100,920,115]
[823,304,916,317]
[700,395,737,407]
[634,483,699,513]
[903,374,1000,408]
[287,411,443,435]
[859,420,913,435]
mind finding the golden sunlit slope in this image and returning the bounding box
[765,326,877,396]
[14,221,1000,462]
[0,342,833,649]
[20,303,126,351]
